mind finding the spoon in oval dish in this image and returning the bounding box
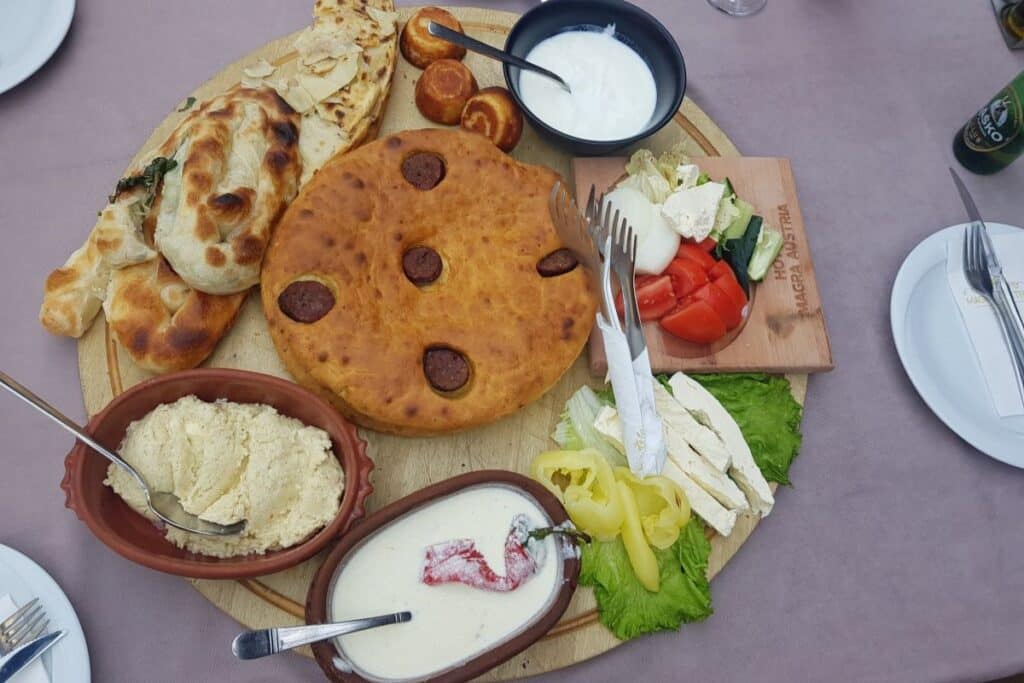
[426,22,572,93]
[0,370,247,537]
[232,612,413,660]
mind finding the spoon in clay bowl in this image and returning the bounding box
[232,612,413,659]
[427,22,572,93]
[0,370,247,537]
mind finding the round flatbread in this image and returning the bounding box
[261,128,597,435]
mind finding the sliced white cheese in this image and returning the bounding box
[652,381,730,471]
[661,181,726,242]
[595,405,739,536]
[669,373,775,517]
[659,459,737,537]
[594,405,747,511]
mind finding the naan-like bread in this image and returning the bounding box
[40,195,157,337]
[153,87,301,295]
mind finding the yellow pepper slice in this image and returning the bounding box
[615,479,660,592]
[530,449,624,541]
[614,468,691,550]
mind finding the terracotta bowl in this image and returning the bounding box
[307,471,580,683]
[60,368,374,579]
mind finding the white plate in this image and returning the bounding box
[0,545,90,682]
[891,222,1024,468]
[0,0,75,95]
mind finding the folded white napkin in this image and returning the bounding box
[596,313,667,476]
[946,231,1024,417]
[0,595,49,683]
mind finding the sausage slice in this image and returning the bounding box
[401,152,446,190]
[403,246,443,285]
[278,280,335,323]
[536,248,579,277]
[423,347,470,393]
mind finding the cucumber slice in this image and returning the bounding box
[723,198,754,241]
[748,224,784,281]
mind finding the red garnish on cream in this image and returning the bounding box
[421,514,540,592]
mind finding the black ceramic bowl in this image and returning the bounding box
[503,0,686,156]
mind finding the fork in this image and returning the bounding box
[589,190,645,358]
[963,222,1024,401]
[548,182,610,319]
[0,599,47,655]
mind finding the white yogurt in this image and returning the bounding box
[328,486,562,682]
[518,26,657,141]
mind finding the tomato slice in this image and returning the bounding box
[691,282,742,330]
[676,244,716,272]
[707,259,734,283]
[615,275,677,322]
[664,258,709,300]
[713,267,748,311]
[659,300,727,344]
[696,237,718,252]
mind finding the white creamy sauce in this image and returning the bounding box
[329,486,561,682]
[518,26,657,141]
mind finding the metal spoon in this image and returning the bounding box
[232,612,412,660]
[427,22,572,93]
[0,370,246,537]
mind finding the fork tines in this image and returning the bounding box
[0,597,48,652]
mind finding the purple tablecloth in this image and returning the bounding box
[2,1,1023,681]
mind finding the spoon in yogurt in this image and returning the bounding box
[427,22,572,93]
[232,612,413,660]
[0,370,247,537]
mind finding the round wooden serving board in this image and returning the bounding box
[76,6,807,680]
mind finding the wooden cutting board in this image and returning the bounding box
[73,6,809,681]
[575,156,833,376]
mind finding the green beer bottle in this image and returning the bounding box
[953,70,1024,174]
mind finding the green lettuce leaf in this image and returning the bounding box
[580,518,712,640]
[690,373,803,484]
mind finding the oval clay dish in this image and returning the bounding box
[307,471,580,683]
[61,368,374,579]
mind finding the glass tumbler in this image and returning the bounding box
[707,0,767,17]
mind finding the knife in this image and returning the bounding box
[0,630,65,682]
[948,168,1024,345]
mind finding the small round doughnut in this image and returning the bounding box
[415,59,479,125]
[460,87,524,152]
[400,7,467,69]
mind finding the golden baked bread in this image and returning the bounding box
[308,0,398,172]
[40,200,157,337]
[400,7,466,69]
[104,258,248,374]
[415,59,478,125]
[152,87,301,296]
[261,128,597,435]
[461,86,524,152]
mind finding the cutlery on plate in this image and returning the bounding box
[427,22,572,93]
[0,598,47,655]
[950,168,1024,401]
[949,168,1024,335]
[232,612,412,660]
[0,371,247,537]
[0,597,64,683]
[962,223,1024,400]
[0,631,65,683]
